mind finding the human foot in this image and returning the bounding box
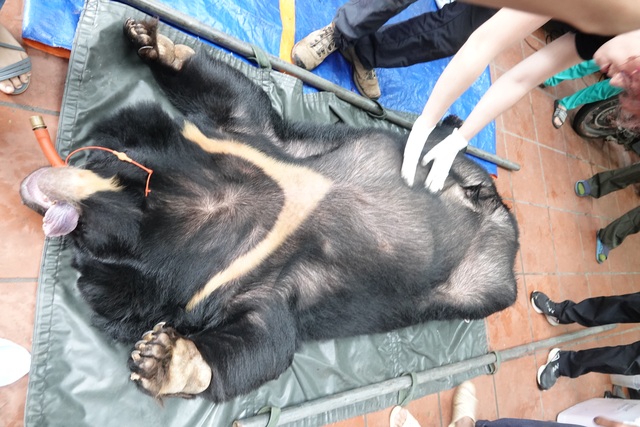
[449,381,477,427]
[0,24,31,95]
[390,406,421,427]
[551,100,568,129]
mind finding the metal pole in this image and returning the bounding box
[234,324,616,427]
[114,0,520,172]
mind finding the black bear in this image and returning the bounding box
[19,19,519,402]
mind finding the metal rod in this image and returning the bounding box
[234,325,616,427]
[114,0,520,172]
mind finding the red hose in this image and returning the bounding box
[30,116,64,167]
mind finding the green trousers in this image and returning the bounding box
[585,163,640,248]
[545,59,622,110]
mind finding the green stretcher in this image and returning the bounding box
[24,1,490,425]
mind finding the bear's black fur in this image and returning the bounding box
[20,20,519,402]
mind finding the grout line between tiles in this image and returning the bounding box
[0,101,60,116]
[437,392,444,427]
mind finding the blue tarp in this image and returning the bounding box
[22,0,496,173]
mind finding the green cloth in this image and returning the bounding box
[545,59,622,111]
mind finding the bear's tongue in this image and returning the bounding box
[43,202,79,237]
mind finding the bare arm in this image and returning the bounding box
[400,9,548,187]
[460,0,640,35]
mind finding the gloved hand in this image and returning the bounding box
[401,118,435,187]
[421,128,468,193]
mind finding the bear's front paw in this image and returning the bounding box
[128,322,212,399]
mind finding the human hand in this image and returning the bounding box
[593,29,640,87]
[401,118,435,187]
[593,416,638,427]
[421,128,468,193]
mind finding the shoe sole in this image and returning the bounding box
[530,293,560,326]
[536,348,561,390]
[595,234,608,264]
[574,181,590,197]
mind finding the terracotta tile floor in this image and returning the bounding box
[1,2,639,426]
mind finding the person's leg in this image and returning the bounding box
[557,79,623,111]
[0,23,31,95]
[560,341,640,377]
[449,381,477,427]
[577,162,640,198]
[332,0,418,47]
[333,0,420,100]
[552,78,622,128]
[402,9,549,186]
[291,0,417,71]
[354,3,497,69]
[555,292,640,325]
[538,342,640,390]
[457,31,582,141]
[543,58,600,87]
[597,205,640,249]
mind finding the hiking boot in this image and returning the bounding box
[291,23,337,70]
[537,348,562,390]
[341,47,381,100]
[530,291,561,326]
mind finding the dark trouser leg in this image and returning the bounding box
[332,0,418,48]
[354,3,497,68]
[476,420,583,427]
[558,340,640,378]
[598,206,640,249]
[556,292,640,326]
[586,163,640,198]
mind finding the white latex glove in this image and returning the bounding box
[401,118,435,187]
[421,128,468,193]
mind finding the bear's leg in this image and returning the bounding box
[124,18,283,140]
[124,18,194,72]
[129,301,299,402]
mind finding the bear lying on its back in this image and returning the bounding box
[19,19,519,402]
